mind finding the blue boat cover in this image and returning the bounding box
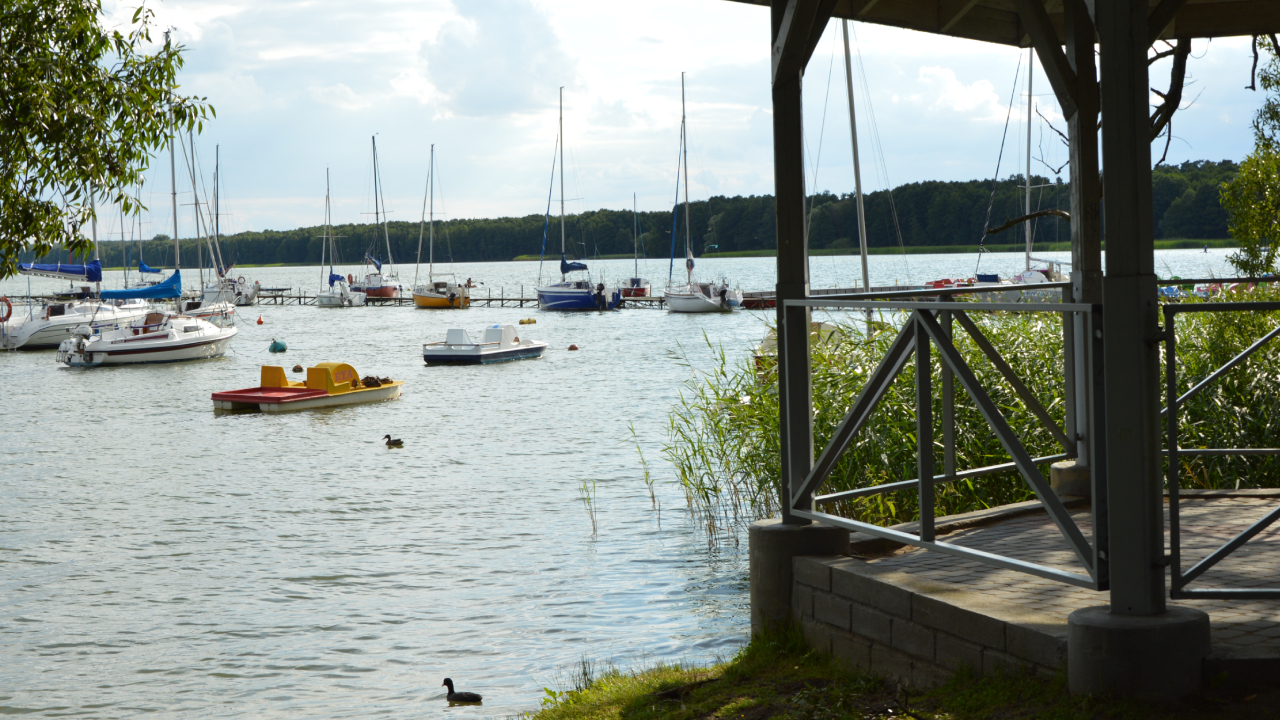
[365,253,382,272]
[19,259,102,282]
[138,261,163,274]
[329,272,345,287]
[100,271,181,299]
[560,254,587,274]
[976,273,1000,283]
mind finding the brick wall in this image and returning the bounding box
[792,555,1066,687]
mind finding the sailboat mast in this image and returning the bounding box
[1025,48,1033,272]
[372,137,395,274]
[633,193,638,277]
[90,189,100,293]
[429,145,435,277]
[559,86,566,280]
[189,130,203,287]
[170,117,179,270]
[323,169,330,289]
[681,73,691,283]
[842,20,871,294]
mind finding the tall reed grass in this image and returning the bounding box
[663,289,1280,533]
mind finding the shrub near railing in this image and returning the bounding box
[664,291,1280,533]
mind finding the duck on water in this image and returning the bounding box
[442,678,482,703]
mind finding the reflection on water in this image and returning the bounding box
[0,251,1234,717]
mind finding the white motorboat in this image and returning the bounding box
[422,324,547,365]
[665,279,742,313]
[1,298,150,349]
[56,310,237,366]
[314,172,368,308]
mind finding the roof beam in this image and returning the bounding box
[772,0,838,84]
[1014,0,1079,118]
[1147,0,1186,44]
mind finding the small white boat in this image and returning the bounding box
[1,298,150,349]
[316,281,367,307]
[423,324,547,365]
[665,279,742,313]
[56,311,237,366]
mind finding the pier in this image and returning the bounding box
[9,287,671,309]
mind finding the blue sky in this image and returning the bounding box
[101,0,1265,240]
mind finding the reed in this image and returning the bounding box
[579,479,599,536]
[663,290,1280,531]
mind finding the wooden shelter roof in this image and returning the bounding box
[725,0,1280,47]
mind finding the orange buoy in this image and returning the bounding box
[568,344,579,351]
[256,316,264,325]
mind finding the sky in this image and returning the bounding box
[100,0,1266,241]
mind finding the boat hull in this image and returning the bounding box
[61,328,237,366]
[664,291,733,313]
[315,291,367,307]
[356,284,401,298]
[423,344,547,365]
[1,302,150,349]
[215,382,403,412]
[536,285,622,311]
[413,292,470,309]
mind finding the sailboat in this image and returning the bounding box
[663,74,741,314]
[198,147,258,306]
[621,193,651,298]
[352,136,403,299]
[411,145,469,308]
[172,133,236,327]
[316,169,367,308]
[3,210,148,350]
[55,130,237,366]
[535,88,622,312]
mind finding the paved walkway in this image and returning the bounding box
[866,496,1280,658]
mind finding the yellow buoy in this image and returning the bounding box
[519,318,536,325]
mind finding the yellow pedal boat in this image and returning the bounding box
[212,363,404,412]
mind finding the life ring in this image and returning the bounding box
[347,273,354,284]
[0,296,10,323]
[237,275,246,285]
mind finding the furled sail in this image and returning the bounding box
[560,254,587,274]
[138,261,163,274]
[100,271,181,299]
[329,272,345,287]
[365,253,382,272]
[19,259,102,283]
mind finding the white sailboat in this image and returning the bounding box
[621,193,652,298]
[316,169,366,308]
[411,145,469,309]
[173,133,236,327]
[353,136,403,298]
[664,74,741,314]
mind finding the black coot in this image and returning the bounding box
[442,677,482,703]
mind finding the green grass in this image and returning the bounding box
[527,629,1279,720]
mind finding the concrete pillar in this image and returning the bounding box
[1050,460,1090,497]
[1068,606,1210,699]
[749,518,849,636]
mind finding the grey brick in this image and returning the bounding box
[803,618,832,655]
[1005,624,1066,669]
[814,592,852,631]
[832,568,912,618]
[792,583,815,620]
[912,594,1005,650]
[911,660,952,689]
[982,649,1032,676]
[794,556,832,592]
[891,619,935,660]
[935,632,983,672]
[870,642,913,682]
[850,602,893,645]
[831,629,872,670]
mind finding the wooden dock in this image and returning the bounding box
[8,287,672,309]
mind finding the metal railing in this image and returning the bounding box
[782,281,1110,590]
[1163,278,1280,599]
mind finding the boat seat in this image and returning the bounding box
[306,362,358,394]
[445,328,473,345]
[260,365,305,388]
[482,325,512,345]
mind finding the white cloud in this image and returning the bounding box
[917,66,1007,120]
[309,84,371,111]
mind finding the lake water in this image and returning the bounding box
[0,249,1236,718]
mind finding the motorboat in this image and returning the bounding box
[422,324,547,365]
[1,297,150,349]
[662,74,740,315]
[179,294,237,327]
[665,278,742,313]
[534,89,622,312]
[57,310,236,366]
[411,145,471,309]
[212,363,402,412]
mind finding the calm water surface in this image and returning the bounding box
[0,250,1234,718]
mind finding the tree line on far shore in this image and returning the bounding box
[26,159,1237,269]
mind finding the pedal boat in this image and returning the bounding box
[422,324,547,365]
[212,363,403,412]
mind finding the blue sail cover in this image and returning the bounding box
[329,272,345,287]
[560,254,588,274]
[19,259,102,282]
[138,261,162,274]
[365,253,382,272]
[100,271,181,300]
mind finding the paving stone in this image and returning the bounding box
[849,602,893,645]
[814,591,852,631]
[912,593,1005,649]
[891,619,935,660]
[1005,623,1066,669]
[832,567,912,618]
[935,632,982,672]
[792,583,815,621]
[794,556,833,592]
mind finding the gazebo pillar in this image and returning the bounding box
[1066,0,1209,698]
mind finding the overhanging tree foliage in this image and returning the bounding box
[0,0,211,278]
[1224,37,1280,277]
